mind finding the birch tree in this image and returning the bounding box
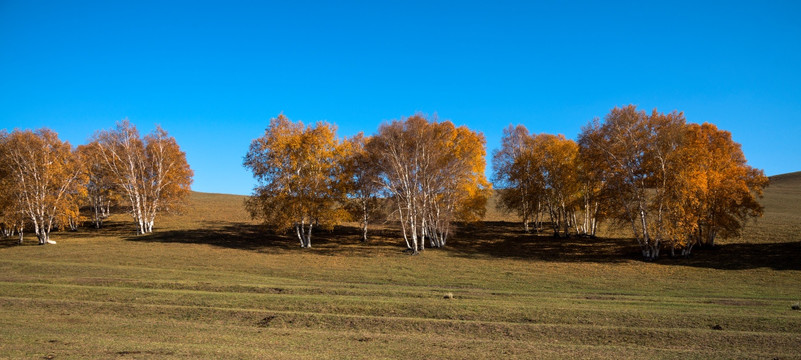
[91,120,193,234]
[0,129,84,244]
[578,106,663,260]
[683,123,768,248]
[426,121,491,247]
[576,106,767,259]
[532,134,580,238]
[492,125,540,232]
[368,114,490,253]
[493,127,587,237]
[576,129,609,238]
[77,142,121,228]
[0,184,26,243]
[644,110,698,256]
[341,133,384,242]
[0,131,27,242]
[244,114,348,248]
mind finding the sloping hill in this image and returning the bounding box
[0,174,799,359]
[170,170,800,246]
[737,171,801,244]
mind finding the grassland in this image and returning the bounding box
[1,174,800,359]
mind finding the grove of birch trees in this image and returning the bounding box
[0,120,193,243]
[367,115,490,253]
[493,105,768,260]
[90,120,194,234]
[244,114,491,253]
[3,107,767,261]
[243,115,348,248]
[0,129,85,244]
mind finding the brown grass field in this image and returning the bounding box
[1,173,799,359]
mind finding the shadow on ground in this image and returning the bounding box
[448,221,801,271]
[126,221,292,251]
[447,221,636,263]
[659,241,801,271]
[125,221,405,256]
[0,220,135,248]
[4,219,796,270]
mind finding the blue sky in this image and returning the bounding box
[1,1,799,195]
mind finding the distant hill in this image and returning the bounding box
[767,171,801,188]
[157,192,254,230]
[739,171,801,243]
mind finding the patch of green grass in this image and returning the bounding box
[1,175,800,359]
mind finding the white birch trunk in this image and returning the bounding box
[296,223,304,247]
[397,200,411,249]
[361,200,369,242]
[305,221,313,248]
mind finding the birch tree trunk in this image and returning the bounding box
[361,199,369,242]
[296,222,304,247]
[93,121,192,236]
[305,222,313,248]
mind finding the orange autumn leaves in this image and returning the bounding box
[0,129,85,244]
[243,115,347,248]
[0,121,193,242]
[246,109,766,258]
[495,105,767,260]
[90,121,193,235]
[1,107,766,260]
[244,114,491,251]
[367,115,491,252]
[493,128,584,238]
[683,122,768,246]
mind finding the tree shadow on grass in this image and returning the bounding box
[0,221,137,248]
[74,221,140,238]
[659,241,801,271]
[0,237,23,248]
[125,221,406,256]
[446,221,801,270]
[123,219,800,270]
[446,221,636,263]
[125,221,294,252]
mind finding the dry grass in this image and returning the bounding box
[0,174,799,359]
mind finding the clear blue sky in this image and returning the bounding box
[1,1,799,195]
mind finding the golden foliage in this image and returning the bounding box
[340,132,386,242]
[578,105,768,259]
[368,114,490,251]
[91,120,193,234]
[244,114,348,248]
[683,123,768,247]
[0,128,85,244]
[493,126,584,237]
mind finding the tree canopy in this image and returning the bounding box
[0,129,85,244]
[90,120,193,234]
[367,114,491,253]
[494,105,767,260]
[1,108,766,262]
[244,114,349,248]
[578,105,767,259]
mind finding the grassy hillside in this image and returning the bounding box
[738,171,801,244]
[0,175,799,359]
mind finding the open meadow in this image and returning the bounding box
[1,173,800,359]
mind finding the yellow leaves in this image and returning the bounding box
[0,128,84,241]
[366,113,491,246]
[682,122,768,243]
[576,105,767,256]
[244,114,347,233]
[493,125,583,235]
[91,120,193,233]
